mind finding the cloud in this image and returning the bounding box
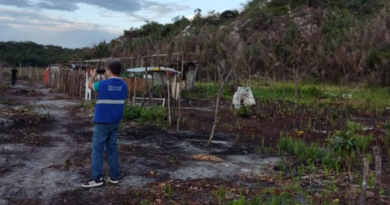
[0,0,30,8]
[0,8,120,48]
[0,0,189,15]
[126,2,190,23]
[0,1,191,48]
[36,2,78,11]
[1,25,119,48]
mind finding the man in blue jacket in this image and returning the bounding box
[82,61,127,188]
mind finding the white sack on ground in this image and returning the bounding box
[232,87,256,109]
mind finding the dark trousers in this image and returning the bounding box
[11,76,16,86]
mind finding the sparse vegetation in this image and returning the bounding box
[123,105,166,127]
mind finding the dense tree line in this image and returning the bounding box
[0,41,75,67]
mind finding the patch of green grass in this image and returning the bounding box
[0,84,10,90]
[1,99,17,105]
[74,101,95,109]
[182,80,390,109]
[123,105,167,127]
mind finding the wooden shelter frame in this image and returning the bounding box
[75,52,187,128]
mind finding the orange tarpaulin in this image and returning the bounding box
[44,69,49,85]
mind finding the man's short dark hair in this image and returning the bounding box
[108,61,121,75]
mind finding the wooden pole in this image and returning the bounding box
[167,75,171,126]
[360,158,369,205]
[177,53,184,131]
[374,144,382,205]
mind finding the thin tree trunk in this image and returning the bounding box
[360,158,369,205]
[206,68,234,148]
[374,144,382,205]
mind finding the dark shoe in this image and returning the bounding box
[104,176,119,184]
[81,178,103,188]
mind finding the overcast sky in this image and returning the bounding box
[0,0,244,48]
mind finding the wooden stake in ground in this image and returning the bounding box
[177,53,184,131]
[374,144,382,205]
[360,158,369,205]
[167,76,171,126]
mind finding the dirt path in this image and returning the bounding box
[0,79,280,204]
[0,80,89,204]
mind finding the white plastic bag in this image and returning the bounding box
[232,87,256,109]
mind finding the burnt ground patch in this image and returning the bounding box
[0,111,54,146]
[2,78,390,204]
[51,178,273,205]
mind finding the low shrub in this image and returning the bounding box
[123,105,167,127]
[123,105,143,120]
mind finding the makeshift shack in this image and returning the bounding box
[125,67,181,104]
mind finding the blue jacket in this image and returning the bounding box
[93,78,127,123]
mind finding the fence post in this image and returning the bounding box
[374,144,382,205]
[360,158,369,205]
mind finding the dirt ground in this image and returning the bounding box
[0,78,281,205]
[1,77,390,204]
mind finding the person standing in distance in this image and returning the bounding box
[82,61,128,188]
[11,67,18,86]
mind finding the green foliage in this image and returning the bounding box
[243,0,386,17]
[257,187,300,205]
[329,121,367,174]
[367,45,390,68]
[321,9,357,52]
[213,187,228,205]
[139,200,151,205]
[330,133,358,155]
[123,105,166,127]
[237,105,252,118]
[0,84,10,90]
[93,41,109,58]
[220,10,239,20]
[242,0,274,28]
[139,105,167,127]
[212,186,303,205]
[0,41,74,66]
[226,196,246,205]
[284,21,301,45]
[124,16,190,41]
[74,102,95,109]
[330,122,373,155]
[1,99,17,106]
[123,105,143,120]
[324,0,386,15]
[278,136,329,165]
